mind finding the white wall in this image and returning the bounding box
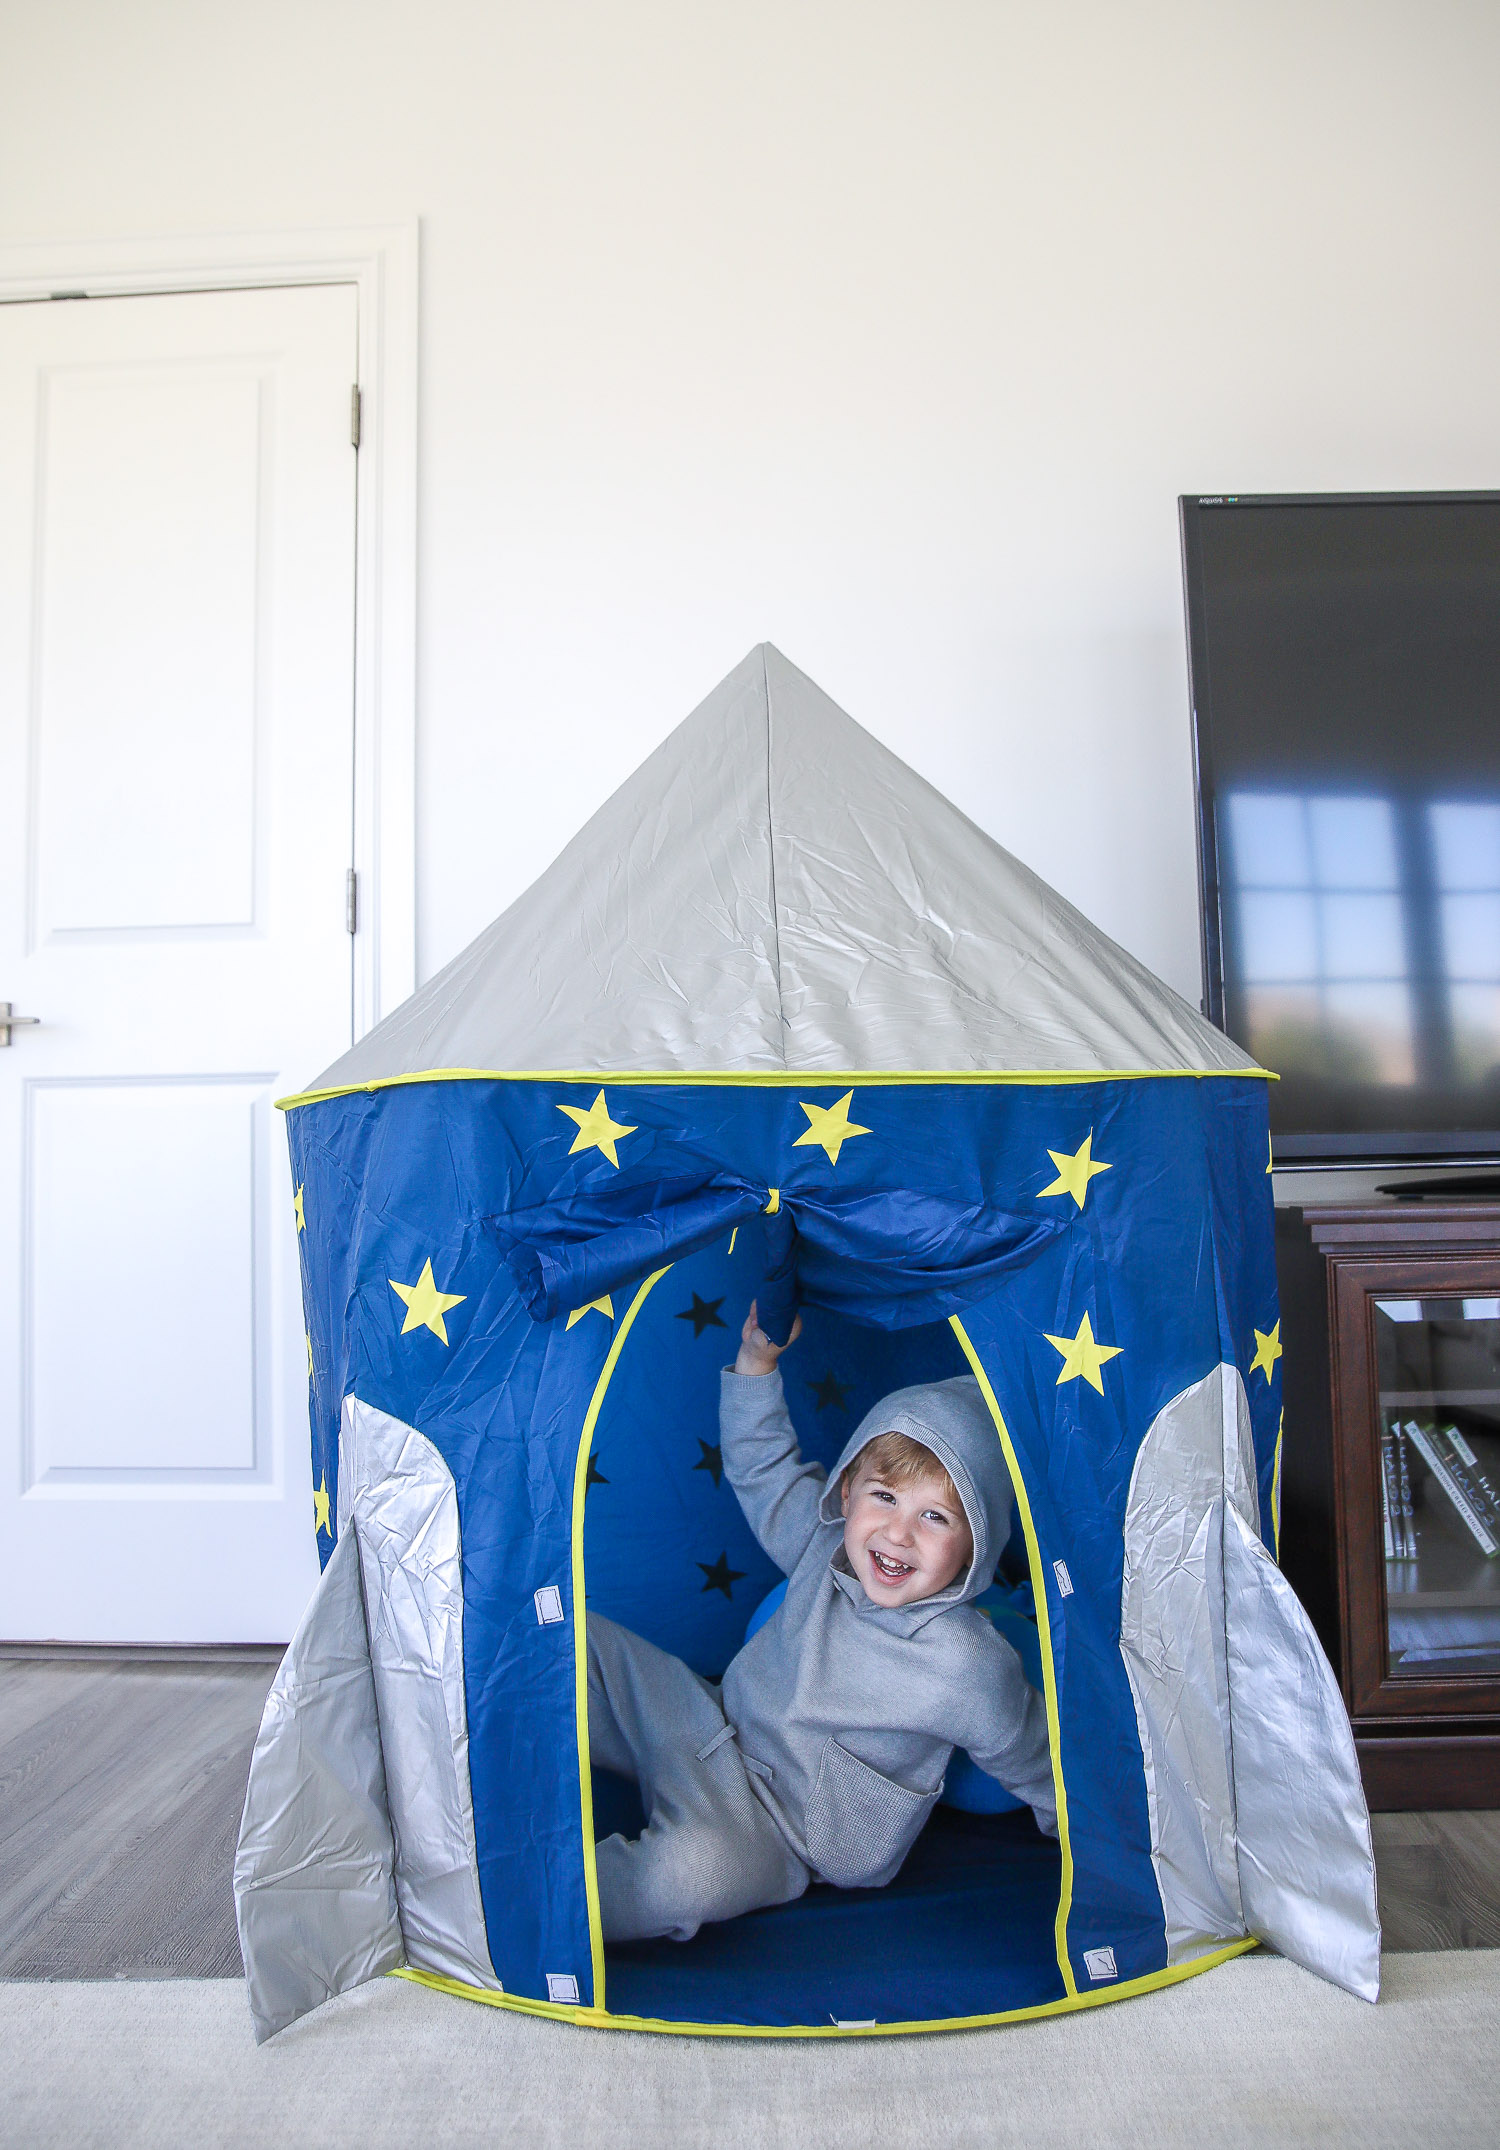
[4,0,1499,1007]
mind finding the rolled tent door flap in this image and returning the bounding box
[501,1180,766,1322]
[502,1177,1068,1338]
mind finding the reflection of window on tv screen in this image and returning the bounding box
[1182,496,1500,1161]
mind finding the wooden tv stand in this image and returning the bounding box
[1276,1201,1500,1809]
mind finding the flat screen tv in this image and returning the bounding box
[1180,491,1500,1165]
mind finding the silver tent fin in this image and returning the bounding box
[1121,1362,1381,1998]
[336,1395,498,1993]
[1120,1365,1248,1963]
[1223,1502,1382,2000]
[234,1528,403,2043]
[234,1395,498,2041]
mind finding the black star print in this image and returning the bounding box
[698,1551,746,1600]
[692,1439,724,1488]
[585,1452,609,1494]
[808,1371,850,1413]
[676,1293,727,1339]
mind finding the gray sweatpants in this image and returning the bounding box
[586,1614,809,1943]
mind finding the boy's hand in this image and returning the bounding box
[735,1300,802,1377]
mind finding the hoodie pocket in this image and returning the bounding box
[804,1739,940,1889]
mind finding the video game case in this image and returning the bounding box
[1380,1430,1397,1560]
[1404,1420,1500,1557]
[1394,1423,1418,1559]
[1425,1423,1500,1541]
[1439,1423,1500,1534]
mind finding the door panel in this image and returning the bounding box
[33,360,263,935]
[26,1077,262,1480]
[0,283,359,1640]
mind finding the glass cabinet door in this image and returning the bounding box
[1374,1293,1500,1680]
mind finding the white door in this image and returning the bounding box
[0,283,358,1642]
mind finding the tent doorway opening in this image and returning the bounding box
[579,1227,1066,2031]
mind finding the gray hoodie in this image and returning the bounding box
[718,1369,1059,1890]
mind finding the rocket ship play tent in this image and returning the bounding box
[235,645,1381,2042]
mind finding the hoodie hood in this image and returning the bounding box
[816,1376,1015,1624]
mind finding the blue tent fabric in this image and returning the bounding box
[288,1067,1282,2019]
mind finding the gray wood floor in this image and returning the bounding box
[1370,1809,1500,1951]
[1,1658,1498,1977]
[0,1659,276,1979]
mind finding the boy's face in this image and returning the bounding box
[840,1454,974,1609]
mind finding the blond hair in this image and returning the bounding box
[842,1431,961,1512]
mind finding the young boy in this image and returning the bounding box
[586,1303,1057,1944]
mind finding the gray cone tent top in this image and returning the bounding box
[309,643,1258,1091]
[238,646,1379,2044]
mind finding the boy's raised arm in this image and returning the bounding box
[719,1304,828,1577]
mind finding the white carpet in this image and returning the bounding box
[4,1953,1497,2150]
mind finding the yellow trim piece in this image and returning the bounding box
[764,1187,780,1213]
[1271,1410,1284,1560]
[393,1936,1258,2038]
[949,1316,1077,1999]
[277,1066,1275,1112]
[570,1264,672,2014]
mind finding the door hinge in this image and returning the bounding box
[346,868,358,935]
[350,385,362,449]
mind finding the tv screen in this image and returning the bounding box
[1180,493,1500,1164]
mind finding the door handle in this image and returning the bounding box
[0,1002,40,1047]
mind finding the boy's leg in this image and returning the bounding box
[585,1615,808,1943]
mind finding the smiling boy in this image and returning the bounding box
[839,1428,974,1606]
[585,1303,1057,1945]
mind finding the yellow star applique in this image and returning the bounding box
[293,1183,306,1232]
[1038,1133,1112,1210]
[1266,1132,1275,1176]
[1043,1311,1123,1394]
[557,1089,638,1168]
[313,1473,331,1538]
[566,1294,616,1331]
[793,1091,872,1167]
[306,1330,314,1379]
[1250,1320,1282,1383]
[389,1258,467,1344]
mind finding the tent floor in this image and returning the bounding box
[600,1804,1069,2029]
